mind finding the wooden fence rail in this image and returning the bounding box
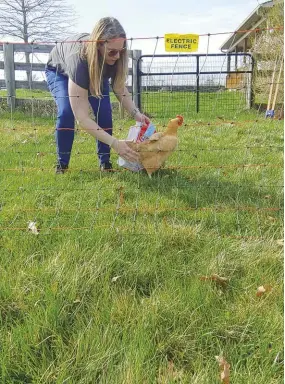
[0,43,141,111]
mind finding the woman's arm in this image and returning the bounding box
[68,79,139,162]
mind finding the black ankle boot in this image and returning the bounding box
[100,161,113,172]
[56,163,69,174]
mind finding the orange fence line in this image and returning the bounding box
[1,119,283,134]
[6,206,281,214]
[0,224,277,241]
[1,163,282,172]
[0,225,109,231]
[2,184,283,192]
[2,85,284,98]
[0,145,283,156]
[2,91,283,100]
[0,26,283,45]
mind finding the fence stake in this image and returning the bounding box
[132,50,142,109]
[3,43,15,111]
[196,55,200,113]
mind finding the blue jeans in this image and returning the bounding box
[45,66,113,166]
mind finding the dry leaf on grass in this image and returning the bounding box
[273,351,284,365]
[116,186,124,205]
[215,355,230,383]
[50,282,58,294]
[276,239,283,246]
[267,216,277,222]
[28,221,39,235]
[256,284,273,297]
[158,360,183,383]
[200,274,228,287]
[111,276,121,283]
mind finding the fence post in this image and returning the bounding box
[132,50,142,109]
[227,55,231,73]
[196,55,200,113]
[250,56,255,109]
[3,43,15,111]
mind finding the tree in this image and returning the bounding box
[0,0,78,83]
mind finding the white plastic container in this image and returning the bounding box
[117,122,144,172]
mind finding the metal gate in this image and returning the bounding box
[136,53,254,117]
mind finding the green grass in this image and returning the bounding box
[141,90,250,117]
[0,105,283,383]
[0,89,118,103]
[0,88,255,116]
[0,89,51,99]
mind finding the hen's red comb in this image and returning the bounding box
[176,115,184,126]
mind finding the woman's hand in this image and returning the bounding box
[112,139,139,163]
[134,111,150,125]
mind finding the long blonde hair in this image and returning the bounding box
[82,17,128,97]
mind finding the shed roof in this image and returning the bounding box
[220,1,275,52]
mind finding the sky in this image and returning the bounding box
[66,0,260,53]
[0,0,262,82]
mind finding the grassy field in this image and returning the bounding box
[0,103,283,383]
[141,90,250,117]
[0,89,118,104]
[0,88,252,116]
[0,89,51,99]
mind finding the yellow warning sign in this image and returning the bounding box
[165,33,199,52]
